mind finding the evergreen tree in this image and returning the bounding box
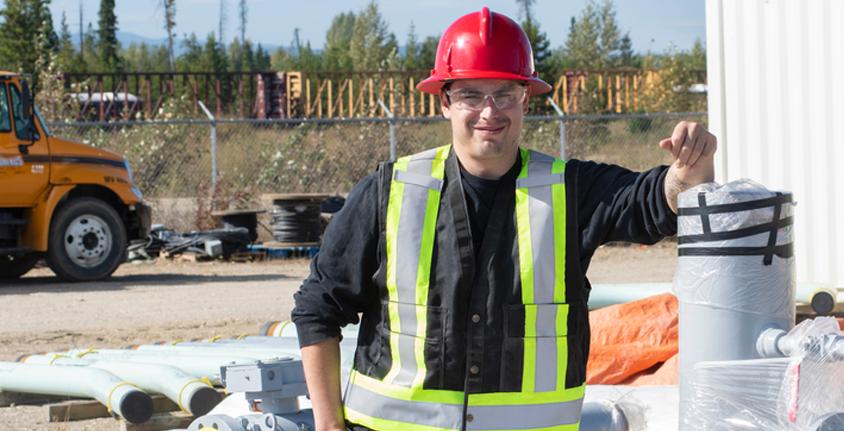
[617,33,638,67]
[597,0,620,67]
[201,33,228,73]
[516,0,553,82]
[56,11,79,72]
[322,12,355,71]
[177,33,202,72]
[270,46,294,70]
[254,43,270,70]
[241,39,256,70]
[81,22,98,71]
[563,3,600,69]
[417,36,438,70]
[97,0,121,71]
[687,38,706,70]
[349,1,395,71]
[562,0,626,70]
[403,22,419,71]
[0,0,58,74]
[228,38,243,71]
[295,41,321,71]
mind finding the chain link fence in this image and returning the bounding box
[48,112,705,231]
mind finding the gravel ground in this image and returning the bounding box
[0,242,677,430]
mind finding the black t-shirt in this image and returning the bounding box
[458,158,521,256]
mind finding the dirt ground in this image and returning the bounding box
[0,241,677,430]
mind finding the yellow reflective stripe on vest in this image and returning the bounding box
[384,145,449,387]
[345,370,585,431]
[384,155,408,385]
[515,149,568,393]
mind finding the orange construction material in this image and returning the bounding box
[587,293,678,385]
[838,318,844,331]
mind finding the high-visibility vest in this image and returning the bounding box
[344,145,584,431]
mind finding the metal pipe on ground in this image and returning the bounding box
[0,361,152,424]
[20,356,221,416]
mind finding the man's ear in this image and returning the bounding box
[439,91,452,119]
[522,86,531,114]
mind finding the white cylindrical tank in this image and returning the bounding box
[673,180,795,428]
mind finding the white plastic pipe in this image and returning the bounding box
[130,343,302,358]
[56,349,258,383]
[0,361,152,423]
[21,356,221,416]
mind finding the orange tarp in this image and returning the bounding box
[586,294,844,386]
[587,293,679,385]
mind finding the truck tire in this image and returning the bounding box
[0,253,39,279]
[46,197,127,282]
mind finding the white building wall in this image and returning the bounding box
[706,0,844,289]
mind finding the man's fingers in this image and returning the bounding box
[684,124,706,166]
[687,135,706,167]
[659,138,673,151]
[670,123,687,159]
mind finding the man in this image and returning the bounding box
[292,7,715,431]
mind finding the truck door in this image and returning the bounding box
[0,82,49,206]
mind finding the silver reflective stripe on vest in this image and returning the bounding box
[466,398,584,430]
[524,150,565,393]
[515,173,565,189]
[390,147,440,386]
[345,379,584,430]
[394,169,444,191]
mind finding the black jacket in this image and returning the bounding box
[292,150,677,393]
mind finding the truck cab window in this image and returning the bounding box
[10,84,38,141]
[0,85,10,132]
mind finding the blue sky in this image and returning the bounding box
[46,0,706,53]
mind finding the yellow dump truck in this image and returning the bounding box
[0,72,150,281]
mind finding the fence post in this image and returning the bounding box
[197,101,218,196]
[547,97,566,160]
[378,99,396,161]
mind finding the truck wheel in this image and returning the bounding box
[0,254,39,279]
[46,197,127,282]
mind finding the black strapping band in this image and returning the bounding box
[698,193,712,236]
[678,192,792,265]
[678,193,793,216]
[678,216,793,244]
[678,244,794,259]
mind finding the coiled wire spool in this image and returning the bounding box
[266,194,328,243]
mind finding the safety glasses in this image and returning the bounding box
[444,85,528,111]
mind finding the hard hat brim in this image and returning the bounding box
[416,70,552,95]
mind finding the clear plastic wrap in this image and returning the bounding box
[673,179,801,429]
[683,317,844,431]
[673,179,795,316]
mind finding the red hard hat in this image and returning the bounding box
[416,7,552,95]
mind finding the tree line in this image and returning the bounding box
[0,0,705,77]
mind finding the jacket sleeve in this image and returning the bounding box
[572,160,678,257]
[291,172,381,348]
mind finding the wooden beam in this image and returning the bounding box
[0,390,69,407]
[46,394,184,422]
[407,76,416,117]
[327,79,334,118]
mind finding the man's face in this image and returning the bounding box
[441,79,529,163]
